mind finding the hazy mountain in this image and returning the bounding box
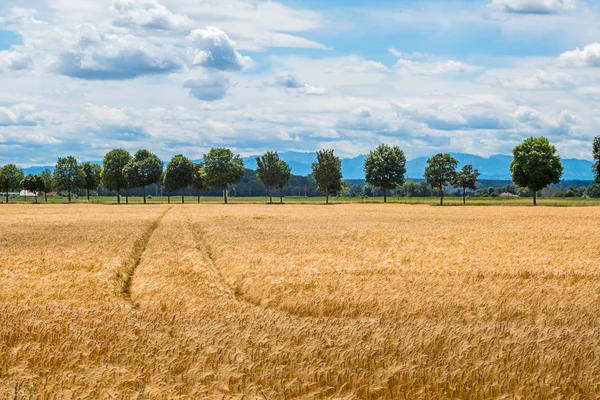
[21,152,595,181]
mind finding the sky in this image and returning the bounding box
[1,0,599,166]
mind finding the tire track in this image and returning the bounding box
[115,206,172,302]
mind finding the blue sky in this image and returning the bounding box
[0,0,599,166]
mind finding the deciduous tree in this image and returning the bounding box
[163,154,194,203]
[80,162,102,201]
[451,164,481,205]
[275,159,291,204]
[424,153,458,206]
[54,156,82,203]
[311,149,342,204]
[123,150,163,204]
[202,148,245,204]
[40,169,54,202]
[191,163,206,204]
[510,137,563,206]
[21,174,45,203]
[592,136,600,183]
[0,164,24,204]
[364,144,407,203]
[102,149,131,204]
[256,151,280,203]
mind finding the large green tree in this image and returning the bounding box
[80,162,102,201]
[202,148,245,204]
[364,144,407,203]
[0,164,24,203]
[21,174,45,203]
[191,163,206,204]
[452,164,481,205]
[163,154,194,203]
[511,136,563,206]
[256,151,284,203]
[424,153,458,206]
[54,156,81,203]
[311,149,342,204]
[275,159,291,204]
[40,169,54,203]
[123,149,163,204]
[102,149,131,204]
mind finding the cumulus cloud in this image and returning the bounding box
[336,107,392,132]
[270,72,327,95]
[0,50,32,72]
[183,73,230,101]
[51,25,183,80]
[484,69,577,89]
[0,105,38,127]
[492,0,576,14]
[111,0,193,31]
[559,43,600,67]
[391,52,480,76]
[187,27,252,71]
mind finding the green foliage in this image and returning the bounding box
[452,164,481,204]
[311,149,342,203]
[364,144,406,202]
[163,154,194,192]
[510,137,563,205]
[593,136,600,184]
[123,150,163,200]
[102,149,132,194]
[0,164,24,202]
[80,162,102,192]
[424,153,458,205]
[54,156,82,202]
[191,163,206,193]
[586,183,600,198]
[202,148,245,198]
[40,169,55,194]
[256,152,281,194]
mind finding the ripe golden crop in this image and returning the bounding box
[1,204,599,398]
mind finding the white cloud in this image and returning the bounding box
[0,104,39,126]
[394,58,480,76]
[560,43,600,67]
[484,69,578,89]
[270,72,328,96]
[0,50,32,72]
[111,0,193,31]
[183,72,230,101]
[187,26,252,71]
[492,0,576,14]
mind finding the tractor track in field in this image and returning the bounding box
[115,206,173,303]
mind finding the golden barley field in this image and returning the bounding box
[1,204,600,399]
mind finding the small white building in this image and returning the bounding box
[19,190,39,197]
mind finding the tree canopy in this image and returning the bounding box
[274,159,291,204]
[21,174,45,203]
[592,136,600,183]
[54,156,82,203]
[102,149,132,204]
[364,144,407,203]
[202,148,245,204]
[424,153,458,206]
[191,163,206,203]
[256,151,291,203]
[163,154,194,203]
[311,149,342,204]
[452,164,481,205]
[80,162,103,201]
[510,136,563,206]
[123,149,163,204]
[0,164,24,203]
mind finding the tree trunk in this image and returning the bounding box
[439,187,443,206]
[181,189,185,204]
[117,188,121,204]
[44,191,48,203]
[125,188,129,204]
[223,186,228,204]
[280,188,283,204]
[197,193,200,204]
[68,190,72,203]
[35,193,38,204]
[5,191,7,204]
[383,188,387,203]
[463,187,466,205]
[87,189,90,201]
[325,187,329,204]
[143,186,147,204]
[268,186,273,204]
[533,190,537,206]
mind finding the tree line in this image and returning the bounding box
[0,135,595,206]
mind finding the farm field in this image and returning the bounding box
[1,204,600,399]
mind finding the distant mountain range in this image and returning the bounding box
[21,152,596,181]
